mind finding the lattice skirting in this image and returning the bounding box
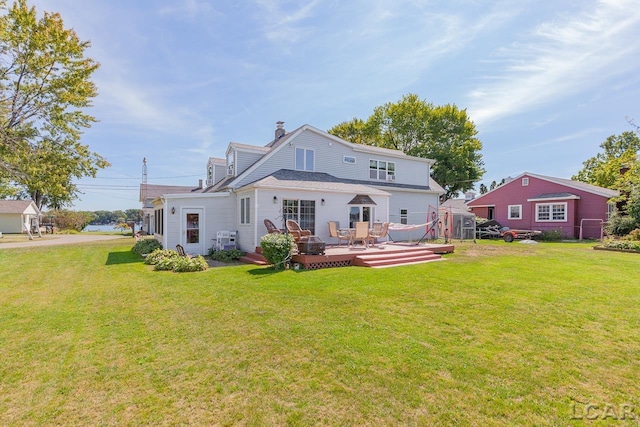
[302,259,353,270]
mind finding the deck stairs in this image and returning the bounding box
[353,246,442,268]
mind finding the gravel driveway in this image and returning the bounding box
[0,234,132,249]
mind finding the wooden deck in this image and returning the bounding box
[241,241,455,269]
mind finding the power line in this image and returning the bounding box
[93,174,202,180]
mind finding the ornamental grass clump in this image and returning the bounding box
[260,233,295,270]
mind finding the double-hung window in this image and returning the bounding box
[400,209,408,225]
[369,159,395,180]
[508,205,522,220]
[536,202,566,222]
[295,148,314,171]
[240,197,251,224]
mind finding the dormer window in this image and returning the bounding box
[226,151,234,176]
[207,165,213,185]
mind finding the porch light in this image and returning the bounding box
[321,198,325,206]
[171,207,175,215]
[273,196,278,204]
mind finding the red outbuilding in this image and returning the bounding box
[467,172,619,239]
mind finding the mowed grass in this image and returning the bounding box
[0,240,639,425]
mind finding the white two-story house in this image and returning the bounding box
[148,123,444,255]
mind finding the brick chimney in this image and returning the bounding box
[275,121,285,140]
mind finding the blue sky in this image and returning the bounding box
[31,0,640,211]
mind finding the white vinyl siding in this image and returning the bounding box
[369,159,395,180]
[235,128,432,188]
[295,148,314,171]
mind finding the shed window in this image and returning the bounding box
[508,205,522,220]
[536,202,567,222]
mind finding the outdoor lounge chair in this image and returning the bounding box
[264,218,281,234]
[176,244,190,257]
[286,220,312,243]
[327,221,351,246]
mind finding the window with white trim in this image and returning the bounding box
[535,202,567,222]
[343,155,356,164]
[369,159,395,180]
[508,204,522,220]
[607,203,615,220]
[240,197,251,224]
[522,177,529,186]
[400,209,408,225]
[295,148,314,171]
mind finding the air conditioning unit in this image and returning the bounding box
[387,175,396,181]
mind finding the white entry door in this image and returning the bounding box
[183,208,204,255]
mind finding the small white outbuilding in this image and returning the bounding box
[0,200,42,237]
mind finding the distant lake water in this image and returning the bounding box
[83,224,140,232]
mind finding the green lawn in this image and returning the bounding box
[1,240,638,425]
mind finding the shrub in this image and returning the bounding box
[144,249,180,265]
[145,249,208,272]
[154,257,177,271]
[625,228,640,241]
[209,248,245,262]
[606,214,639,237]
[603,238,640,251]
[540,229,562,241]
[172,256,208,272]
[132,238,162,255]
[260,233,295,270]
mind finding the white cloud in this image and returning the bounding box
[467,0,640,126]
[254,0,320,43]
[156,0,218,21]
[501,127,603,154]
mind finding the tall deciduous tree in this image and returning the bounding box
[0,0,109,207]
[329,93,484,201]
[572,131,640,222]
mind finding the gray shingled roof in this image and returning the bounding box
[243,169,435,192]
[529,192,579,200]
[348,195,377,205]
[0,200,36,213]
[139,183,202,201]
[525,173,619,198]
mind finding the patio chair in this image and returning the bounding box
[368,221,390,246]
[351,221,371,248]
[264,218,281,234]
[286,219,312,243]
[327,221,351,246]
